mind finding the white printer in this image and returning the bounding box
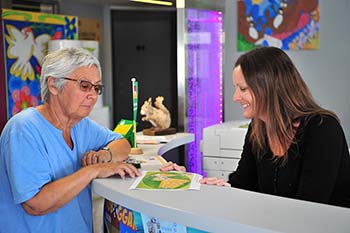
[201,120,249,180]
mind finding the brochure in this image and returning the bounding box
[130,171,202,190]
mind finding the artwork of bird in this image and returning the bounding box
[5,24,50,81]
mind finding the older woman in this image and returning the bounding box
[0,47,141,233]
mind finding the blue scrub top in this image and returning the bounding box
[0,107,122,233]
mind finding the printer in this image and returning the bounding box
[201,120,249,180]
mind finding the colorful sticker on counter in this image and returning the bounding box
[129,171,202,190]
[104,200,143,232]
[140,214,187,233]
[104,200,208,233]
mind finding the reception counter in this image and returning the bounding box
[134,132,195,156]
[92,132,349,233]
[92,132,195,232]
[92,177,350,233]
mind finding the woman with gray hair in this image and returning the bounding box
[0,47,141,233]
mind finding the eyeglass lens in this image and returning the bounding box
[79,80,104,95]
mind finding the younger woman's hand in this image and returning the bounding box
[199,177,231,187]
[159,161,186,172]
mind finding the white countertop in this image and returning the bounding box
[128,132,194,170]
[93,131,350,233]
[134,132,194,156]
[92,177,350,233]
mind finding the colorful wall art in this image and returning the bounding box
[0,10,6,132]
[237,0,320,51]
[1,9,78,121]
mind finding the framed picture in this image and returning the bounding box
[1,8,77,123]
[237,0,320,51]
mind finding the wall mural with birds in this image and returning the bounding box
[237,0,320,51]
[1,9,78,119]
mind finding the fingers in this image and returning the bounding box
[96,154,108,163]
[200,177,221,185]
[82,151,97,166]
[173,163,186,172]
[116,163,141,179]
[95,162,142,179]
[199,177,231,187]
[159,161,186,172]
[217,180,231,187]
[159,162,174,171]
[82,151,109,166]
[93,154,98,163]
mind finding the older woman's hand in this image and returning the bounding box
[159,161,186,172]
[93,161,141,179]
[199,177,231,187]
[82,150,111,166]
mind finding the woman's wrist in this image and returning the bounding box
[81,165,99,180]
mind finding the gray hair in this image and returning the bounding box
[40,47,102,103]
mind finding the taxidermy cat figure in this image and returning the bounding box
[140,96,171,130]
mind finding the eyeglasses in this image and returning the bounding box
[59,77,104,95]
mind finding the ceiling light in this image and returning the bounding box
[130,0,173,6]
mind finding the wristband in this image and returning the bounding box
[101,146,113,162]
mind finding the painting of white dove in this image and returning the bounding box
[2,8,78,118]
[5,24,50,81]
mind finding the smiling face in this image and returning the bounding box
[52,65,101,122]
[232,65,255,119]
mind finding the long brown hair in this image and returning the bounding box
[235,47,338,160]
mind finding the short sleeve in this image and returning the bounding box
[73,118,124,154]
[4,119,52,204]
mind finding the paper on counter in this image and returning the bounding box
[136,135,170,144]
[130,171,202,191]
[128,155,167,167]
